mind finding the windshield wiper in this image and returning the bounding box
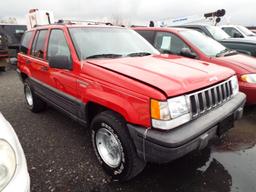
[126,52,152,57]
[160,49,174,54]
[86,54,123,59]
[216,48,229,57]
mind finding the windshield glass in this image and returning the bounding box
[69,27,159,60]
[180,30,227,57]
[237,25,255,36]
[206,26,230,40]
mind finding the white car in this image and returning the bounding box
[0,113,30,192]
[221,25,256,40]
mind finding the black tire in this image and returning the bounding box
[24,79,47,113]
[91,110,146,181]
[0,66,6,72]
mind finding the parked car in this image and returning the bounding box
[134,27,256,104]
[221,25,256,39]
[251,29,256,34]
[0,33,9,71]
[0,113,30,192]
[178,24,256,57]
[0,24,27,58]
[17,23,246,181]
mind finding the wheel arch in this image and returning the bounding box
[85,101,128,125]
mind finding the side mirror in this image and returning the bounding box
[180,48,197,59]
[233,32,243,38]
[49,55,72,70]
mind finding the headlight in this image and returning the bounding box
[168,96,190,118]
[241,74,256,83]
[230,76,239,96]
[0,139,16,191]
[151,96,191,130]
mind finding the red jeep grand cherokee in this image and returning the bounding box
[17,23,245,181]
[134,27,256,105]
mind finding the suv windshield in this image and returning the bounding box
[180,30,227,57]
[69,27,159,60]
[237,25,255,36]
[206,26,230,40]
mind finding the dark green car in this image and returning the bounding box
[179,24,256,57]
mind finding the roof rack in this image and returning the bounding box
[56,19,113,26]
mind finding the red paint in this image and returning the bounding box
[18,25,234,128]
[134,27,256,104]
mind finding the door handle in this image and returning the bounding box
[40,66,49,71]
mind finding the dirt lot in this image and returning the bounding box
[1,68,256,192]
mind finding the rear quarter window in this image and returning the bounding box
[20,31,33,54]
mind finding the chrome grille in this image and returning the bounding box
[187,79,233,119]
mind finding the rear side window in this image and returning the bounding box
[47,29,71,60]
[20,31,33,54]
[136,30,155,44]
[154,32,190,54]
[31,30,48,59]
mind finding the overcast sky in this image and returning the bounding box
[1,0,256,26]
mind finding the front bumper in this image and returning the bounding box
[3,162,30,192]
[0,113,30,192]
[127,92,246,163]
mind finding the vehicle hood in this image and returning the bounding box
[216,54,256,73]
[83,55,234,97]
[243,36,256,41]
[220,38,256,44]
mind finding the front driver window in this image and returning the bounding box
[222,27,243,38]
[154,32,190,55]
[47,29,71,61]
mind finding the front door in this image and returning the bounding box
[46,29,80,117]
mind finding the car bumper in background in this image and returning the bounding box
[0,113,30,192]
[239,82,256,105]
[3,163,30,192]
[128,92,246,163]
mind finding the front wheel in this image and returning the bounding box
[91,111,146,181]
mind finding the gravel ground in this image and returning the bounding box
[0,68,256,192]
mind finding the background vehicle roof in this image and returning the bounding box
[133,26,192,33]
[176,24,211,27]
[220,25,241,27]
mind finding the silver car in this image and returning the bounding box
[0,113,30,192]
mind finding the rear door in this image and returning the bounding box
[18,31,34,70]
[29,29,51,85]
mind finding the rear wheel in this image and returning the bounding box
[0,66,6,72]
[24,79,47,113]
[91,111,146,181]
